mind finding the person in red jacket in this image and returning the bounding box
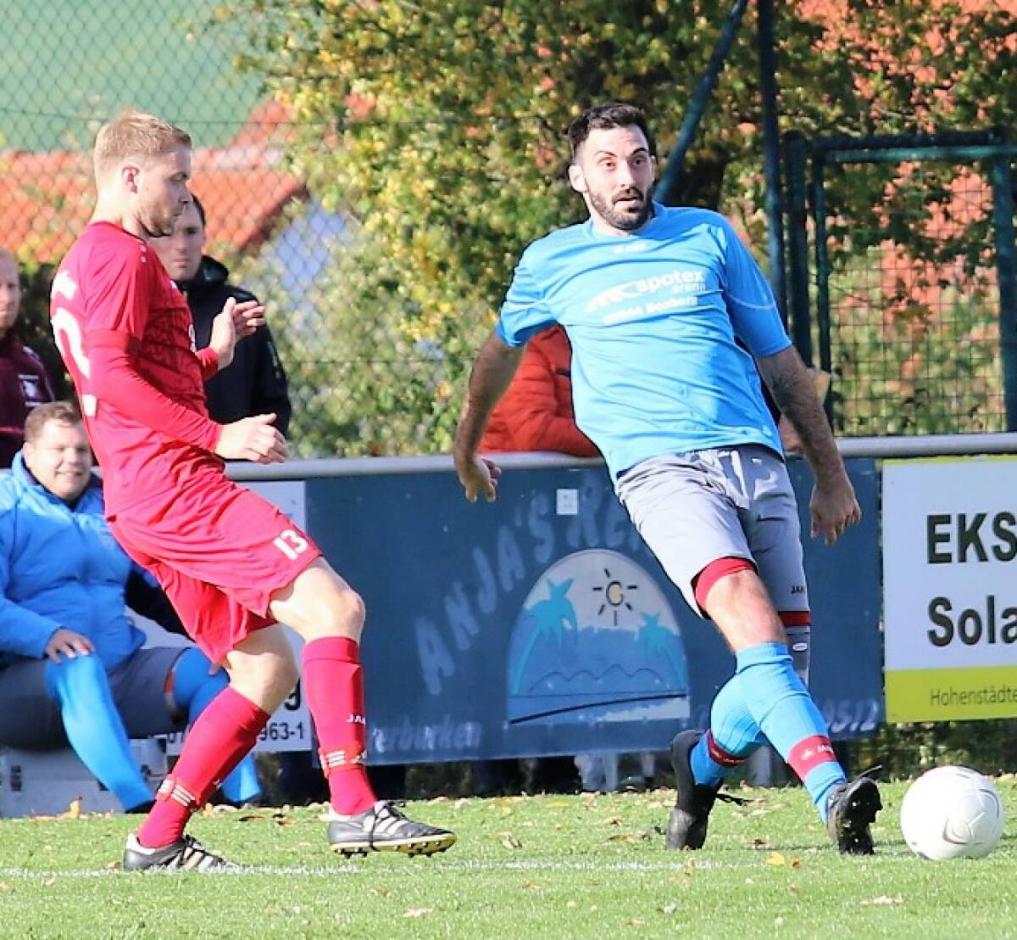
[0,249,56,467]
[479,324,598,457]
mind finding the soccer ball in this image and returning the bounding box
[899,765,1005,860]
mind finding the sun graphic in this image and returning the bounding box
[591,566,639,626]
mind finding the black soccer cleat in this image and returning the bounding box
[667,729,721,850]
[826,774,882,855]
[123,833,238,872]
[327,800,457,858]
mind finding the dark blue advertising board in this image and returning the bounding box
[305,459,882,765]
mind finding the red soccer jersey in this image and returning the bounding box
[50,222,222,515]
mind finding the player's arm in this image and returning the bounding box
[453,331,523,502]
[757,346,860,544]
[717,214,859,545]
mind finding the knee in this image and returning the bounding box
[314,587,366,641]
[230,648,299,712]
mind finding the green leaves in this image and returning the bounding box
[220,0,1015,455]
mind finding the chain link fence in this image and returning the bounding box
[8,6,1016,458]
[3,1,472,458]
[788,134,1017,437]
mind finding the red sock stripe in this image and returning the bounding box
[694,556,756,610]
[779,610,812,627]
[787,735,837,778]
[706,730,746,768]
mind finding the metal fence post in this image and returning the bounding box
[809,150,834,423]
[783,131,812,366]
[991,151,1017,431]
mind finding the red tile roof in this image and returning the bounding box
[0,99,305,263]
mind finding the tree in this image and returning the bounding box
[221,0,1017,455]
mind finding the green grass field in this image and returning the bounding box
[1,779,1015,939]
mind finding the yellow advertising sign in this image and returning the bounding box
[882,457,1017,722]
[886,666,1017,722]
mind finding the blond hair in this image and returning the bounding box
[93,110,191,182]
[24,400,83,444]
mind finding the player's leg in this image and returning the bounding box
[115,646,263,806]
[618,454,766,848]
[745,444,880,851]
[269,558,456,856]
[128,624,285,864]
[168,648,262,804]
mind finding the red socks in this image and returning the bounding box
[138,687,269,848]
[302,636,377,815]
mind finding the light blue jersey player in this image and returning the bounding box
[495,201,788,481]
[455,102,881,855]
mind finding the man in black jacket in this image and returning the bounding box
[150,196,292,434]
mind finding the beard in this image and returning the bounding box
[139,203,178,239]
[588,186,654,231]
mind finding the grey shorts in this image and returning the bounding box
[0,646,187,750]
[617,445,809,616]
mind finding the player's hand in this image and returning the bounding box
[209,297,266,370]
[44,628,94,663]
[455,453,502,503]
[810,475,861,545]
[214,414,288,464]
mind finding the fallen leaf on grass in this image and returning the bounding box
[43,878,55,887]
[0,882,10,892]
[604,816,623,826]
[861,896,903,907]
[500,832,522,849]
[624,918,647,928]
[403,908,433,918]
[766,852,786,867]
[522,883,543,892]
[62,799,82,820]
[607,833,637,843]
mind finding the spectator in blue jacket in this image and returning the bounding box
[0,401,260,811]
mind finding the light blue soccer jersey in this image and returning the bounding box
[496,203,789,479]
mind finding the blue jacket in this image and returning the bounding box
[0,454,157,669]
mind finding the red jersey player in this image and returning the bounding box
[51,111,455,870]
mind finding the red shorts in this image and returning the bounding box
[110,478,322,663]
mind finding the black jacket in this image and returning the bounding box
[181,256,292,435]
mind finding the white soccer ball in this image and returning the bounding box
[899,765,1005,860]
